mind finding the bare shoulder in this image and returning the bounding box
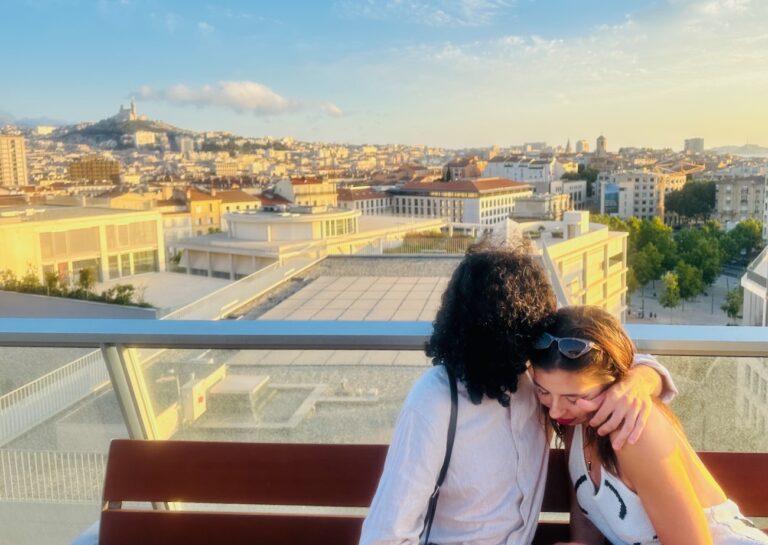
[611,404,682,471]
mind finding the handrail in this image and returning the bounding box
[0,319,767,356]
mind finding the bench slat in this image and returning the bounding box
[103,440,387,507]
[698,452,768,518]
[100,510,365,545]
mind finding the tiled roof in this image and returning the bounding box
[290,176,323,185]
[217,189,261,204]
[400,178,530,194]
[337,189,387,201]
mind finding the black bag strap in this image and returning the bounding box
[420,365,458,545]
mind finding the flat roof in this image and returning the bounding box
[0,205,158,224]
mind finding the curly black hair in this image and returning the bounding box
[426,240,557,406]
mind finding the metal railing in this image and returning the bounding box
[0,351,109,446]
[355,236,476,256]
[0,449,107,503]
[0,256,325,446]
[1,319,767,355]
[0,320,767,509]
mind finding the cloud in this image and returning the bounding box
[137,81,343,118]
[336,0,514,27]
[197,21,215,36]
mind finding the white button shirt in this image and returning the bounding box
[359,355,675,545]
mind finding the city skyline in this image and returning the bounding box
[2,0,768,149]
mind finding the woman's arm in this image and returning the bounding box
[612,406,713,545]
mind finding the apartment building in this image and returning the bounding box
[714,176,766,225]
[68,155,121,183]
[0,205,165,283]
[391,178,533,225]
[598,169,687,221]
[188,188,222,235]
[550,179,587,209]
[684,138,705,154]
[510,211,629,318]
[274,177,338,207]
[337,188,393,215]
[511,193,571,221]
[482,155,578,193]
[442,156,486,180]
[0,135,28,186]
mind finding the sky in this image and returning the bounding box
[1,0,768,149]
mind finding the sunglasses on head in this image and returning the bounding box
[533,332,601,359]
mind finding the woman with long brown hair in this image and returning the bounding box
[529,305,768,545]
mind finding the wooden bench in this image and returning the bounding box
[99,439,768,545]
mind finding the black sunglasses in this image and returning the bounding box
[533,332,601,359]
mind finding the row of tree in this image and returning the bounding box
[592,215,763,313]
[0,268,151,307]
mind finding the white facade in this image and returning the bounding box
[483,156,577,193]
[599,169,687,221]
[392,179,533,225]
[741,247,768,327]
[505,211,629,319]
[550,179,587,209]
[338,188,393,215]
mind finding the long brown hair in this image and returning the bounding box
[529,306,634,473]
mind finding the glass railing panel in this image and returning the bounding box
[660,355,768,452]
[0,346,125,545]
[135,347,432,444]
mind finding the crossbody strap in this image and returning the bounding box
[419,365,458,545]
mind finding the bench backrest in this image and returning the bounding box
[100,440,768,545]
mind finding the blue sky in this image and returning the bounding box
[2,0,767,149]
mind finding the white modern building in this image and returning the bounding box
[741,247,768,327]
[176,206,446,279]
[482,156,578,193]
[550,179,587,209]
[598,169,687,221]
[391,178,533,225]
[337,188,393,215]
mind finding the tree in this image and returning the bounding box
[43,270,60,296]
[659,271,681,309]
[632,243,664,289]
[76,268,96,296]
[103,284,137,305]
[637,218,677,271]
[665,180,716,221]
[674,228,723,285]
[674,261,705,306]
[725,218,764,262]
[721,287,743,324]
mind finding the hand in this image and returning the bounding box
[575,366,655,450]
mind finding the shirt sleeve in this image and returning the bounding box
[359,404,447,545]
[632,352,679,403]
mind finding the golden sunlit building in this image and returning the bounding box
[0,205,165,283]
[0,135,28,187]
[188,188,222,235]
[68,155,121,183]
[509,211,628,319]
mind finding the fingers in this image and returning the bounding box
[575,398,598,412]
[588,394,616,430]
[610,409,638,450]
[596,403,628,437]
[627,399,652,445]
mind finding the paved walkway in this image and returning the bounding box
[626,274,742,325]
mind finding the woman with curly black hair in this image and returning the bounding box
[360,242,677,545]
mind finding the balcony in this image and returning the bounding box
[1,319,767,544]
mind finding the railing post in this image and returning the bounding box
[100,344,158,440]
